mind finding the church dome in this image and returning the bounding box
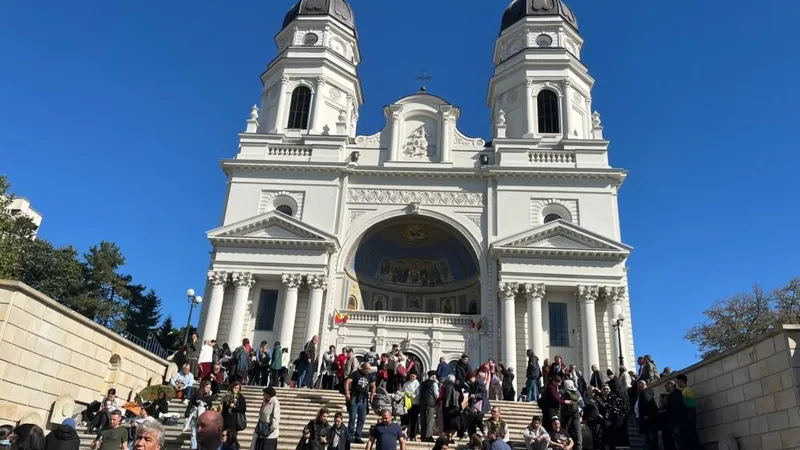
[282,0,356,31]
[500,0,578,33]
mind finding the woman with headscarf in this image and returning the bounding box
[440,375,461,444]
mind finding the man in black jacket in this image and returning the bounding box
[637,380,660,450]
[525,350,541,402]
[45,418,80,450]
[589,365,603,390]
[454,354,471,385]
[418,371,439,442]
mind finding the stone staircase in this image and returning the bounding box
[74,386,543,450]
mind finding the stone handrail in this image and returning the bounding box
[529,151,576,165]
[267,145,313,157]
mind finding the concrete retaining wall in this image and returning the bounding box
[649,324,800,450]
[0,280,170,428]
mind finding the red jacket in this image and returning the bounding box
[335,354,347,378]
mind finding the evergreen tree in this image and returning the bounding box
[124,284,163,341]
[16,239,86,307]
[82,241,131,328]
[157,316,179,351]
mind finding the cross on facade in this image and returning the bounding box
[416,70,432,91]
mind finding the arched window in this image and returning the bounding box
[537,90,560,134]
[275,204,293,216]
[287,86,312,130]
[544,213,562,223]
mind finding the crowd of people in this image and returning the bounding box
[1,330,702,450]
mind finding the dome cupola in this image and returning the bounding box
[282,0,356,31]
[500,0,578,33]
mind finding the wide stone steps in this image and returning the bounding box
[73,387,543,450]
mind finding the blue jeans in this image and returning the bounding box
[299,368,312,388]
[182,386,195,401]
[526,378,540,402]
[347,397,368,439]
[190,402,207,450]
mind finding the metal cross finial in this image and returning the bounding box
[415,70,432,91]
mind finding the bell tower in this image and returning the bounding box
[488,0,597,142]
[260,0,363,137]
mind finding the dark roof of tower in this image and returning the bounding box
[500,0,578,33]
[282,0,356,31]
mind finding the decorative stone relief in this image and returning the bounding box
[462,213,481,228]
[232,272,255,288]
[453,130,485,147]
[403,125,432,159]
[355,133,381,146]
[578,285,600,303]
[349,209,367,224]
[530,198,579,226]
[258,190,305,218]
[507,88,519,105]
[572,90,583,103]
[281,273,303,289]
[500,34,524,60]
[328,86,341,102]
[348,189,485,206]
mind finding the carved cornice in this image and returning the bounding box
[577,285,599,303]
[232,272,255,288]
[605,286,626,304]
[348,188,484,207]
[208,271,229,286]
[282,273,303,289]
[523,283,546,301]
[307,274,328,291]
[498,282,519,299]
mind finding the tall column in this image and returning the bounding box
[523,283,546,359]
[525,78,536,138]
[578,285,600,375]
[584,97,592,139]
[606,286,627,370]
[227,272,255,346]
[311,77,327,133]
[562,79,573,140]
[278,274,303,354]
[271,75,290,133]
[304,275,327,345]
[345,94,354,137]
[386,105,403,160]
[498,282,519,373]
[201,271,228,341]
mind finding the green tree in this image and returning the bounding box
[686,285,777,358]
[0,175,37,279]
[82,241,132,328]
[16,239,86,306]
[124,284,163,341]
[157,316,178,351]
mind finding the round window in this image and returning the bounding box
[303,33,319,46]
[544,213,562,223]
[276,205,294,216]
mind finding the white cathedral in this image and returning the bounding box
[197,0,636,384]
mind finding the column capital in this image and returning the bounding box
[525,78,535,88]
[307,274,328,291]
[577,285,599,303]
[316,76,327,87]
[605,286,626,304]
[563,78,573,88]
[280,74,290,85]
[282,273,303,289]
[498,282,519,299]
[231,272,255,288]
[207,270,229,286]
[523,283,546,301]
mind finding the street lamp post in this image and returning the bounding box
[611,313,626,369]
[183,288,203,346]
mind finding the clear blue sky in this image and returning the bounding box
[2,1,798,371]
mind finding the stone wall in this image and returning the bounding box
[0,281,170,428]
[649,324,800,450]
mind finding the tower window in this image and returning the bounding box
[544,213,562,223]
[275,204,294,216]
[287,86,312,130]
[537,90,560,134]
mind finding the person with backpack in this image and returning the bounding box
[418,371,439,442]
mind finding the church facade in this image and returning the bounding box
[197,0,636,382]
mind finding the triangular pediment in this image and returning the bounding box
[491,220,631,260]
[207,211,338,251]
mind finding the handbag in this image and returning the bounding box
[236,412,247,432]
[256,420,272,437]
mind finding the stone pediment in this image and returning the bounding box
[207,211,338,251]
[490,220,631,260]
